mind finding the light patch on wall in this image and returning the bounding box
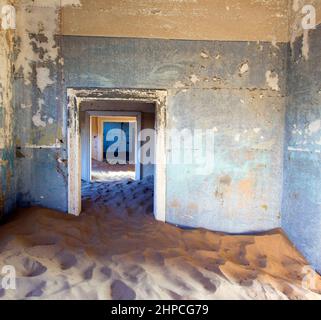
[308,119,321,134]
[302,29,310,60]
[190,74,200,84]
[36,67,54,92]
[15,6,59,86]
[32,110,46,127]
[1,5,16,30]
[21,103,31,109]
[200,51,209,59]
[239,61,249,76]
[16,0,82,8]
[315,138,321,145]
[271,38,280,50]
[23,141,61,149]
[265,71,280,91]
[15,0,82,86]
[173,80,185,88]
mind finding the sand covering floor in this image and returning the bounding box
[0,176,321,300]
[91,159,135,181]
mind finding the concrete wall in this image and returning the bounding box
[0,4,15,217]
[282,19,321,272]
[61,36,287,233]
[61,0,289,42]
[141,112,155,178]
[14,1,67,211]
[11,1,289,218]
[91,117,99,161]
[10,1,286,231]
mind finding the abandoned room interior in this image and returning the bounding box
[0,0,321,300]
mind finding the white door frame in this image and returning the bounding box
[67,88,167,223]
[83,111,141,182]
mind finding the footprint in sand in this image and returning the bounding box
[177,261,217,292]
[166,289,183,300]
[257,255,267,268]
[22,257,47,277]
[239,270,259,287]
[56,252,77,270]
[100,266,112,278]
[239,278,254,287]
[25,281,46,298]
[5,256,47,277]
[123,265,146,283]
[111,280,136,300]
[282,283,294,297]
[83,264,96,280]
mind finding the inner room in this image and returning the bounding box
[79,98,157,219]
[90,117,136,182]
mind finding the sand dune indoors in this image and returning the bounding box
[0,176,320,300]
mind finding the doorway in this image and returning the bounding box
[67,88,167,222]
[80,111,142,183]
[92,119,135,181]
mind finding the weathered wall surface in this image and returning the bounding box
[10,1,287,233]
[91,117,99,161]
[282,12,321,272]
[62,0,288,42]
[62,36,287,233]
[141,112,155,178]
[0,0,15,217]
[289,0,321,61]
[14,1,72,211]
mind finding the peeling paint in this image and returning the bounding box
[308,119,321,134]
[173,80,185,88]
[36,67,54,92]
[189,74,200,84]
[302,29,310,60]
[239,61,249,76]
[200,51,209,59]
[265,70,280,91]
[22,142,61,149]
[32,110,46,127]
[15,0,82,86]
[61,0,289,42]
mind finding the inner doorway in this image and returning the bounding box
[80,111,142,183]
[92,119,136,181]
[67,89,167,222]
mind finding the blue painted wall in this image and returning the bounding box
[15,36,287,233]
[14,36,67,212]
[282,24,321,273]
[0,147,15,217]
[60,36,286,233]
[103,122,130,162]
